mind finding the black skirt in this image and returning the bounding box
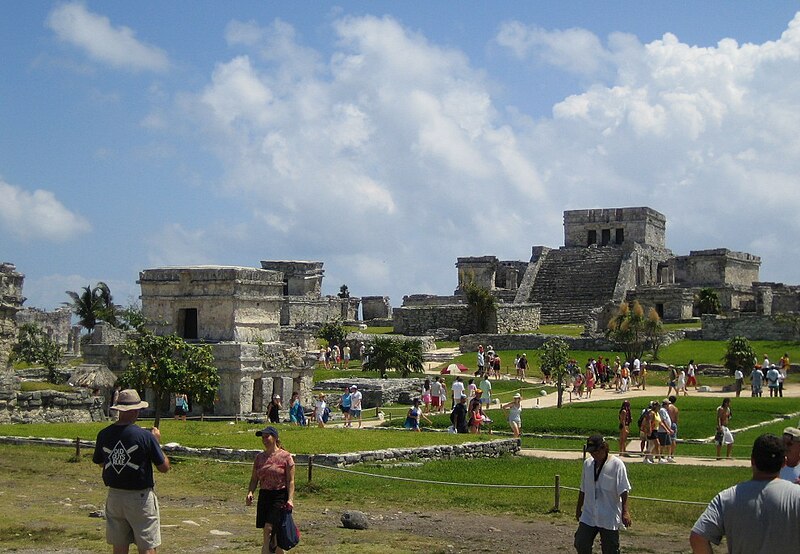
[256,488,288,528]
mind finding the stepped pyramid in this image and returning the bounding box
[524,247,626,324]
[514,207,672,325]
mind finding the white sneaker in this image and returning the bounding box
[644,458,654,464]
[667,457,676,463]
[658,458,668,464]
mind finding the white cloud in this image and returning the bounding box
[165,12,800,304]
[496,21,613,77]
[46,2,169,72]
[146,224,214,267]
[0,178,91,242]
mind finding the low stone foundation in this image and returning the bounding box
[0,436,520,467]
[0,388,105,424]
[314,377,425,408]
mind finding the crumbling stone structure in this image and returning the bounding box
[398,207,775,334]
[16,306,77,354]
[0,263,25,368]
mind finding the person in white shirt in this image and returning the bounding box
[349,386,363,428]
[574,434,631,554]
[451,377,465,409]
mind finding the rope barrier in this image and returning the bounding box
[185,455,710,507]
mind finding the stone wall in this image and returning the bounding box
[0,387,105,424]
[402,294,464,307]
[314,377,426,408]
[283,297,359,326]
[563,207,666,249]
[0,435,520,468]
[311,438,520,467]
[0,263,25,368]
[701,314,797,341]
[625,286,695,321]
[394,305,473,336]
[671,249,761,288]
[16,307,73,349]
[361,296,392,321]
[496,304,540,333]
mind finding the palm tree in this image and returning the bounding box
[65,282,117,331]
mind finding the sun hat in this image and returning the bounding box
[256,426,279,438]
[783,427,800,442]
[350,385,357,390]
[274,395,280,400]
[112,389,149,411]
[513,393,521,399]
[585,434,605,452]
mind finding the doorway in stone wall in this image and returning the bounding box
[177,308,198,340]
[252,378,263,413]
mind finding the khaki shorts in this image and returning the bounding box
[105,487,161,550]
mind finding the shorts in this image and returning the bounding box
[480,397,490,406]
[422,394,432,403]
[657,432,672,446]
[340,406,350,414]
[256,488,289,528]
[639,431,647,441]
[404,416,419,430]
[105,487,161,550]
[431,397,441,407]
[174,407,186,416]
[716,426,734,445]
[671,423,678,440]
[648,431,658,441]
[350,409,361,418]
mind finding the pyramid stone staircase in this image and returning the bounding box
[523,246,626,325]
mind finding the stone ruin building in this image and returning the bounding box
[0,263,25,369]
[82,260,361,416]
[394,207,797,337]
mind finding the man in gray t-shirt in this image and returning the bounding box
[690,433,800,553]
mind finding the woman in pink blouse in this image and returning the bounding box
[246,426,296,553]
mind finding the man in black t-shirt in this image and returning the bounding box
[93,389,170,554]
[450,393,469,434]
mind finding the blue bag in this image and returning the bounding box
[277,509,300,550]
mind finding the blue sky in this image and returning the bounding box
[3,1,800,311]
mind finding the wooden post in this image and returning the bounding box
[554,474,561,512]
[307,457,313,482]
[75,437,81,459]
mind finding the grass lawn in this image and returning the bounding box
[0,420,489,453]
[0,442,750,552]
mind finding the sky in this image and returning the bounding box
[3,1,800,312]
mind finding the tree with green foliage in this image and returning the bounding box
[462,278,497,333]
[119,330,219,427]
[317,320,347,348]
[606,300,646,362]
[539,337,571,408]
[64,282,118,331]
[338,284,350,298]
[364,336,424,378]
[115,303,148,331]
[697,288,722,316]
[722,335,757,377]
[644,307,665,360]
[11,323,64,382]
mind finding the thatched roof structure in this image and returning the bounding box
[69,364,118,389]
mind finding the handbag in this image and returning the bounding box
[277,508,300,550]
